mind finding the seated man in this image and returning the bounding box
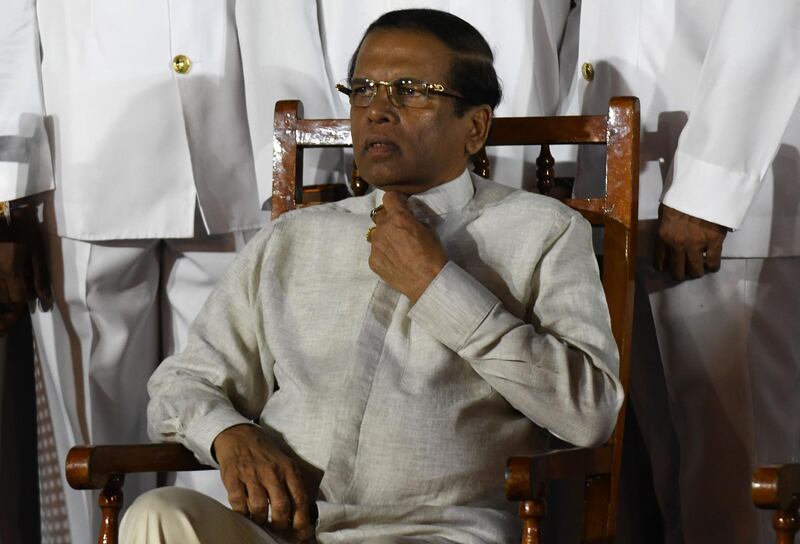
[121,9,623,544]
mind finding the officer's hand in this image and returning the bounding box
[213,424,316,542]
[368,191,447,303]
[0,205,52,333]
[653,204,727,281]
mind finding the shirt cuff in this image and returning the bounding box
[182,405,259,467]
[408,261,498,352]
[661,150,759,229]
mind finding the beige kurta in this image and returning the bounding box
[147,170,623,543]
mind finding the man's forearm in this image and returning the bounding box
[408,213,623,447]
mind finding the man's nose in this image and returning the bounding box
[366,83,398,121]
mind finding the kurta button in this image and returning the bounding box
[172,54,192,74]
[581,62,595,81]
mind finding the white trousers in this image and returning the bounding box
[120,487,453,544]
[31,231,254,544]
[636,257,800,544]
[120,488,286,544]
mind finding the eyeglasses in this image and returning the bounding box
[336,77,464,108]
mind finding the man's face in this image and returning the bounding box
[350,30,484,194]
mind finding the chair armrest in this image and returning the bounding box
[505,444,613,500]
[66,443,213,490]
[753,464,800,510]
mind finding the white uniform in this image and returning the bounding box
[1,1,331,542]
[559,1,800,542]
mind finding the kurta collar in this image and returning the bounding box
[373,169,474,217]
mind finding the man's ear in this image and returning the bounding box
[464,105,493,156]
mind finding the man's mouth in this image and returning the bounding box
[364,138,399,155]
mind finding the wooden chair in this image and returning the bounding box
[67,96,639,544]
[753,464,800,543]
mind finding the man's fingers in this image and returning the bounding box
[705,234,724,272]
[669,248,686,281]
[381,191,409,214]
[655,203,729,280]
[244,478,271,527]
[370,204,386,225]
[685,248,706,279]
[261,466,294,530]
[224,475,250,517]
[283,462,313,532]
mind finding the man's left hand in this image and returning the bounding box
[653,204,728,281]
[368,191,447,303]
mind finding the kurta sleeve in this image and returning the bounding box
[409,211,623,447]
[660,0,800,229]
[147,227,275,466]
[0,0,54,200]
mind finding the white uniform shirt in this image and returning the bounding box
[560,0,800,257]
[1,0,264,239]
[147,170,623,543]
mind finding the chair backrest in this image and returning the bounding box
[271,97,640,542]
[753,463,800,543]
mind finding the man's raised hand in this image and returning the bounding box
[368,191,447,303]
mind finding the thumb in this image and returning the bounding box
[381,191,409,213]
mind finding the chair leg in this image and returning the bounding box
[519,499,546,544]
[98,473,124,544]
[773,495,800,544]
[582,473,612,541]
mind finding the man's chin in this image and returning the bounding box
[359,169,410,192]
[366,179,414,193]
[365,180,439,195]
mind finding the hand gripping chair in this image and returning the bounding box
[753,464,800,543]
[66,96,640,544]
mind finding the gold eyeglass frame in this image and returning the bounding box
[336,77,464,108]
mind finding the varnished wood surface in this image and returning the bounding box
[497,97,639,543]
[297,183,351,206]
[66,444,212,544]
[272,100,304,219]
[270,102,622,223]
[519,499,547,544]
[754,464,800,510]
[66,443,211,490]
[488,116,608,145]
[97,474,123,544]
[505,445,614,501]
[771,502,800,544]
[753,464,800,543]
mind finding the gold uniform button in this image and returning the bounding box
[172,54,192,74]
[581,62,595,81]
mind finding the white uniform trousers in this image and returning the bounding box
[120,487,456,544]
[31,230,255,544]
[638,257,800,544]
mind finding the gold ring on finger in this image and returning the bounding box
[366,226,376,243]
[370,205,384,221]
